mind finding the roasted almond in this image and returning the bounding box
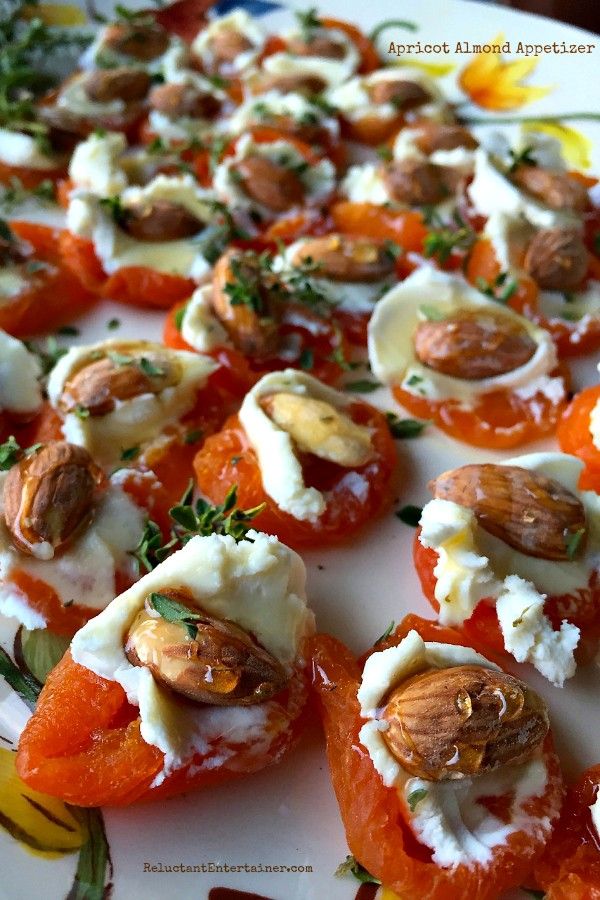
[125,591,288,705]
[103,21,169,61]
[413,311,537,380]
[122,199,203,242]
[429,462,587,561]
[235,155,306,213]
[381,664,549,781]
[261,392,374,467]
[61,349,181,417]
[258,73,327,96]
[368,79,431,110]
[511,166,589,213]
[413,122,479,155]
[523,226,588,292]
[149,83,221,120]
[209,28,253,65]
[287,34,346,59]
[383,159,449,206]
[84,67,151,104]
[291,234,396,283]
[211,248,281,357]
[3,441,105,558]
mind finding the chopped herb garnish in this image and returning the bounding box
[383,239,402,261]
[386,413,429,439]
[377,144,393,162]
[566,527,586,561]
[131,519,164,574]
[475,271,518,304]
[0,435,22,470]
[99,195,129,227]
[419,304,446,321]
[139,357,165,377]
[148,592,206,640]
[184,429,203,445]
[57,325,79,336]
[423,225,475,264]
[407,788,428,811]
[107,351,134,367]
[147,136,166,155]
[344,379,381,393]
[374,621,395,644]
[295,6,322,39]
[396,505,423,527]
[563,291,576,304]
[120,446,140,461]
[230,455,242,465]
[74,404,90,420]
[107,318,121,330]
[334,855,380,885]
[24,336,67,376]
[174,303,188,331]
[507,144,537,173]
[299,347,314,370]
[406,373,423,387]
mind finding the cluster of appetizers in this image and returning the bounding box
[1,3,600,898]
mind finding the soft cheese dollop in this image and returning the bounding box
[418,452,600,685]
[238,369,363,522]
[70,531,315,778]
[180,285,229,353]
[0,475,145,628]
[0,330,42,416]
[358,630,555,868]
[67,174,222,279]
[47,339,216,468]
[0,128,60,170]
[368,266,561,408]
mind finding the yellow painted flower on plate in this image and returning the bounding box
[20,3,87,26]
[459,33,553,110]
[521,122,592,170]
[0,748,86,858]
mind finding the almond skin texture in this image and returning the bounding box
[381,664,549,781]
[383,159,449,206]
[429,462,587,561]
[149,83,221,120]
[258,73,327,96]
[291,234,396,283]
[368,79,432,109]
[511,166,589,212]
[413,311,537,380]
[4,442,105,558]
[61,350,181,417]
[523,226,588,292]
[125,591,288,706]
[123,200,203,242]
[84,67,151,104]
[103,21,169,61]
[413,122,479,155]
[235,156,306,213]
[287,35,346,59]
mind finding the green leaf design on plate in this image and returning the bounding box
[0,646,40,708]
[66,807,113,900]
[20,629,70,685]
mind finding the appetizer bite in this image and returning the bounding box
[44,339,231,506]
[0,438,145,634]
[16,530,315,806]
[311,614,563,900]
[61,173,236,308]
[466,139,600,355]
[81,12,177,73]
[193,369,397,549]
[190,9,266,80]
[368,267,568,448]
[414,453,600,684]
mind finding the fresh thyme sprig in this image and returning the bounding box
[131,483,266,574]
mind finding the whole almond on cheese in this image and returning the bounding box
[429,463,587,561]
[381,664,549,781]
[291,235,396,283]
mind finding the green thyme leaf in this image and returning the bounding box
[407,788,428,811]
[507,144,537,173]
[374,621,395,644]
[131,519,164,574]
[566,527,586,561]
[149,591,205,640]
[377,144,393,162]
[107,351,134,367]
[0,435,22,470]
[334,854,381,885]
[386,414,429,439]
[56,325,79,336]
[299,347,314,370]
[423,225,475,264]
[396,505,423,527]
[184,429,203,445]
[344,379,381,393]
[120,446,140,462]
[419,304,445,321]
[74,405,90,420]
[107,318,121,330]
[139,357,165,377]
[174,303,188,331]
